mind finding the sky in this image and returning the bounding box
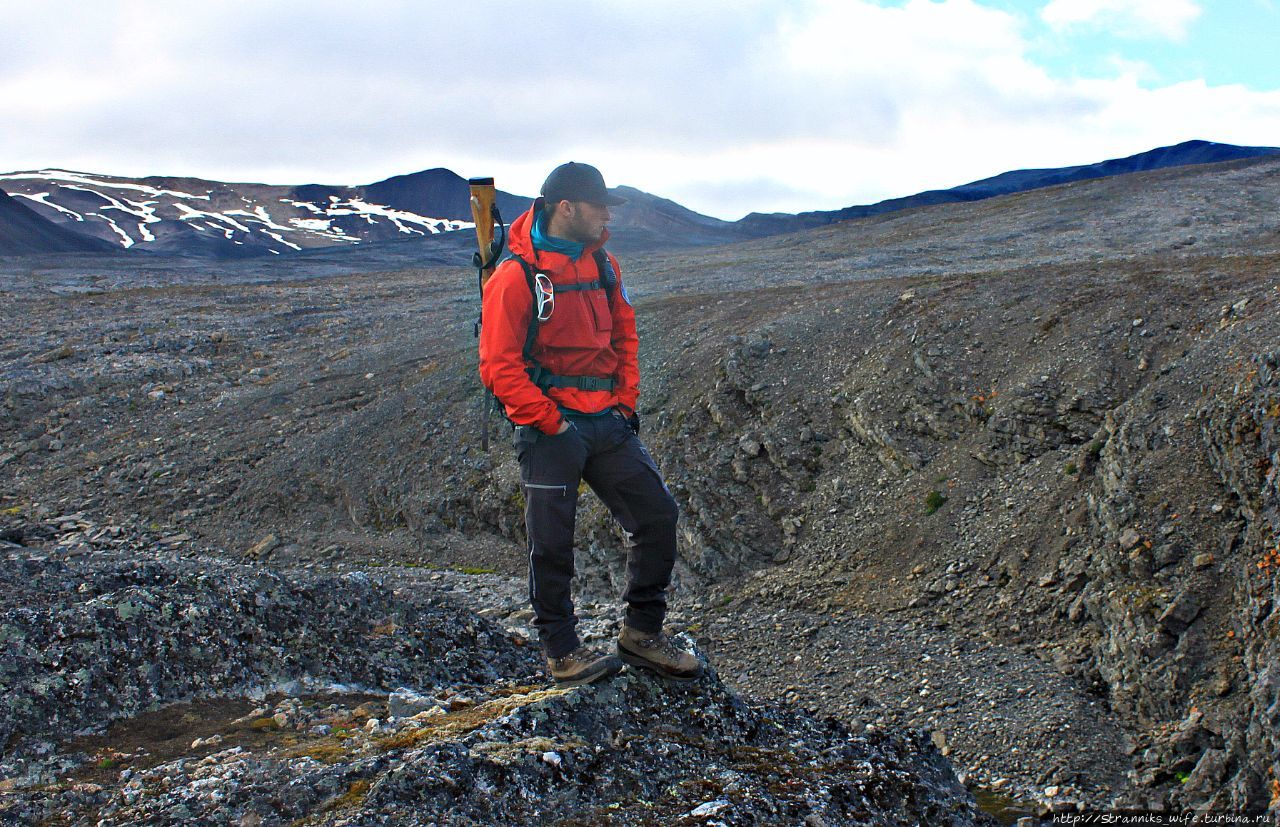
[2,0,1278,220]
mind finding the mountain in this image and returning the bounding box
[736,139,1280,235]
[600,185,758,253]
[0,189,114,256]
[360,168,530,223]
[3,140,1276,260]
[0,168,528,259]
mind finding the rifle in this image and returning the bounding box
[469,177,507,451]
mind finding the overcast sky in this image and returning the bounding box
[3,0,1279,219]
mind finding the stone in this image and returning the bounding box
[388,688,438,718]
[688,799,732,818]
[245,534,279,560]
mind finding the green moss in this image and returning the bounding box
[924,490,947,515]
[291,740,351,764]
[454,566,496,576]
[1064,462,1079,475]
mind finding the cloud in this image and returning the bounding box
[1,0,1276,220]
[1040,0,1203,41]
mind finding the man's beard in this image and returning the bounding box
[567,216,604,244]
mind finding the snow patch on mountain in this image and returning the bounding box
[0,169,475,256]
[322,196,471,235]
[97,214,135,248]
[13,192,85,221]
[175,203,250,232]
[0,169,210,200]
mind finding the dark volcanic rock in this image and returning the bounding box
[0,538,988,826]
[357,671,987,826]
[0,544,540,782]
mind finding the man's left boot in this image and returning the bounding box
[617,624,703,682]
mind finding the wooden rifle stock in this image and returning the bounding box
[468,177,499,287]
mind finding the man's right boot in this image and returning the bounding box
[617,625,703,681]
[547,645,623,687]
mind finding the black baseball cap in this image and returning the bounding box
[541,162,627,206]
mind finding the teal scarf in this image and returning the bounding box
[531,208,585,260]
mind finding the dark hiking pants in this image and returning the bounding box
[514,410,679,659]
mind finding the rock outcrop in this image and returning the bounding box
[0,541,989,826]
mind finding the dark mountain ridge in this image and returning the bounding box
[735,139,1280,235]
[360,167,531,223]
[0,189,115,256]
[2,139,1277,260]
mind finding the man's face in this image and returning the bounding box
[563,201,611,244]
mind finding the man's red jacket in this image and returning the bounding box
[478,202,640,434]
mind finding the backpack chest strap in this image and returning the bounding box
[553,279,606,292]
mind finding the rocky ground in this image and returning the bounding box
[0,522,988,826]
[4,154,1280,821]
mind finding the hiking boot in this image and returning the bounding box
[617,625,703,682]
[547,646,623,687]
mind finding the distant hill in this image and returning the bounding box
[2,140,1276,259]
[735,139,1280,236]
[0,189,114,256]
[601,185,759,253]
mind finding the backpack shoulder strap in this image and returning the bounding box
[505,254,541,363]
[593,248,616,305]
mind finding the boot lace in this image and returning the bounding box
[559,646,599,666]
[640,632,683,661]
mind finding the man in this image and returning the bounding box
[479,162,702,687]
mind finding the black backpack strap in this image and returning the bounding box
[506,254,542,364]
[593,248,617,303]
